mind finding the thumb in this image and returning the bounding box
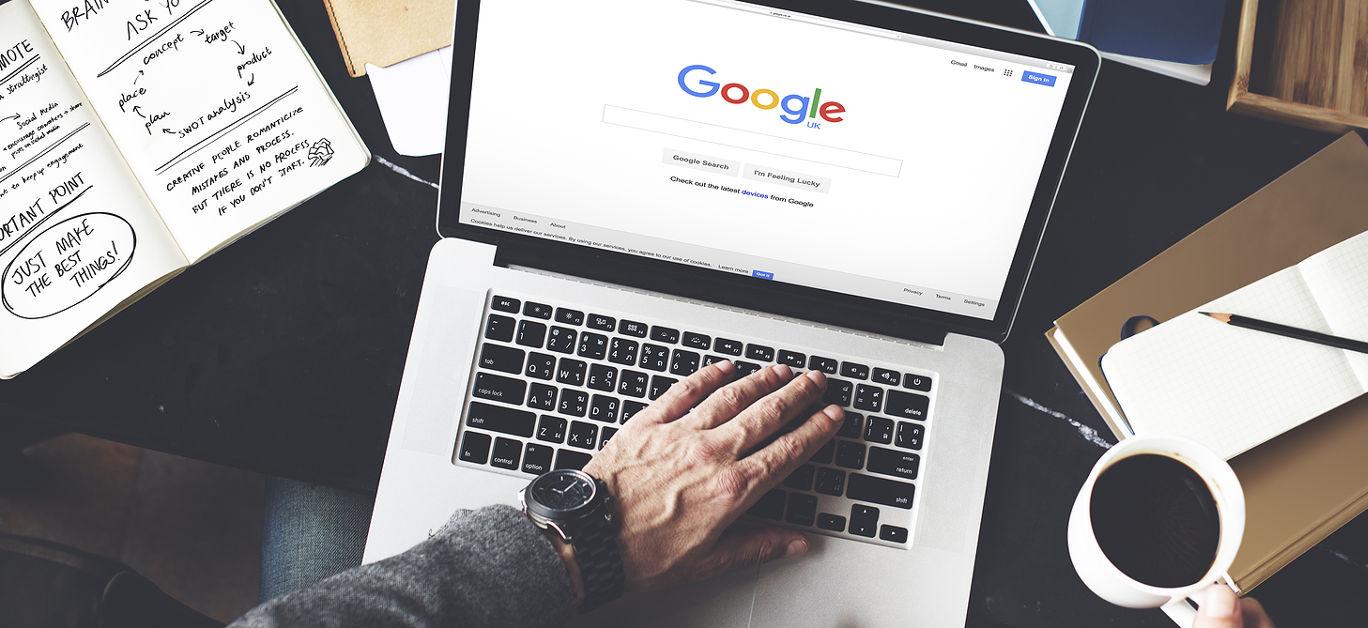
[708,527,809,574]
[1194,585,1243,628]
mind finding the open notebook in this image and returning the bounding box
[0,0,369,379]
[1102,229,1368,460]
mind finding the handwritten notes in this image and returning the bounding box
[0,0,364,377]
[3,212,136,319]
[0,0,187,378]
[32,0,368,261]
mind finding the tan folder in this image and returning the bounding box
[1047,132,1368,592]
[324,0,456,77]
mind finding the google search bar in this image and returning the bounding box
[602,105,903,177]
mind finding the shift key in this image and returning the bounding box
[466,401,535,437]
[847,473,915,509]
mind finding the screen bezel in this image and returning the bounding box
[437,0,1099,344]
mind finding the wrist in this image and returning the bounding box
[542,526,586,608]
[520,468,625,611]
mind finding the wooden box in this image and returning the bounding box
[1228,0,1368,133]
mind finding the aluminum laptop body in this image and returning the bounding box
[365,1,1098,625]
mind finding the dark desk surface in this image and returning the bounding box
[2,1,1362,626]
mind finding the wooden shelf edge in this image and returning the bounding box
[1232,93,1368,134]
[1228,0,1260,111]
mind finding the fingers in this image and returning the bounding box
[713,369,829,452]
[737,403,844,485]
[702,526,809,579]
[685,363,795,430]
[638,360,736,424]
[1241,598,1276,628]
[1194,585,1243,628]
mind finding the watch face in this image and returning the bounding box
[530,469,596,513]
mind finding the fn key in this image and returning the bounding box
[459,431,492,464]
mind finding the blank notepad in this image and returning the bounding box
[1102,230,1368,460]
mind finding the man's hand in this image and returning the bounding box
[582,360,844,592]
[1194,586,1275,628]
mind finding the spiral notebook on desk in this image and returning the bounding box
[1102,230,1368,460]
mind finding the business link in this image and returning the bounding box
[668,175,815,208]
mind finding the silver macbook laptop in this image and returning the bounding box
[364,1,1098,625]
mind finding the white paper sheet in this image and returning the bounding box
[367,47,453,158]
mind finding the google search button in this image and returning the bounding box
[1021,71,1056,86]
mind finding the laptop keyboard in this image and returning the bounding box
[454,293,936,548]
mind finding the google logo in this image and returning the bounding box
[677,64,846,126]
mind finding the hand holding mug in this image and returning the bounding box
[1068,436,1246,626]
[1193,585,1275,628]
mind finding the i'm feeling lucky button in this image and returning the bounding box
[744,165,831,194]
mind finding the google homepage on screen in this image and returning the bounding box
[458,0,1074,319]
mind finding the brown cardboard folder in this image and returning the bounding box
[324,0,455,77]
[1048,132,1368,592]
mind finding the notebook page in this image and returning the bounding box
[29,0,368,262]
[0,1,188,379]
[1102,265,1364,460]
[1296,230,1368,388]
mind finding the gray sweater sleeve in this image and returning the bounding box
[230,505,574,628]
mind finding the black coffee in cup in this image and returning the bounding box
[1089,454,1222,588]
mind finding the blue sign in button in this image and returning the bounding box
[752,270,774,280]
[1021,71,1056,86]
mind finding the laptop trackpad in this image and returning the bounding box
[571,565,761,627]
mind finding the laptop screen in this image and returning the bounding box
[457,0,1077,321]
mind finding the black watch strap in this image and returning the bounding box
[572,481,624,612]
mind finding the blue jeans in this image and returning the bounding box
[258,477,374,603]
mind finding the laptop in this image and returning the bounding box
[364,0,1098,625]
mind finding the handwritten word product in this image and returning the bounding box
[0,0,369,379]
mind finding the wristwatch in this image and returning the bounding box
[519,468,625,611]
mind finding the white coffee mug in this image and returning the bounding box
[1067,435,1245,627]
